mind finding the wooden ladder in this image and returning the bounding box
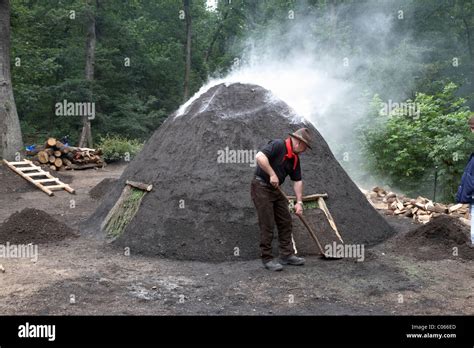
[2,159,75,196]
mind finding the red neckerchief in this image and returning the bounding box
[283,138,298,170]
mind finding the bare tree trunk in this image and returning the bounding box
[183,0,192,101]
[79,1,96,148]
[461,16,474,88]
[0,0,23,160]
[205,9,229,63]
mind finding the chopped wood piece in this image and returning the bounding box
[449,203,463,213]
[54,158,63,168]
[46,138,57,147]
[38,151,49,164]
[126,180,153,192]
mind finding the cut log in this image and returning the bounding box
[403,208,413,217]
[48,155,56,164]
[449,203,463,213]
[53,150,62,157]
[50,165,57,171]
[414,202,425,210]
[425,201,435,211]
[427,203,448,214]
[38,151,49,164]
[126,180,153,192]
[372,186,385,193]
[46,138,57,147]
[416,196,428,204]
[54,158,63,168]
[371,202,388,210]
[418,215,431,223]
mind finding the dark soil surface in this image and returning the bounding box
[0,208,78,244]
[0,163,472,315]
[84,83,394,261]
[89,178,117,200]
[0,164,36,193]
[0,163,73,194]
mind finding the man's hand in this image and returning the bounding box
[270,174,279,188]
[295,202,303,216]
[256,152,279,188]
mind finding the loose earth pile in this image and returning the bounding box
[396,215,473,260]
[0,208,77,244]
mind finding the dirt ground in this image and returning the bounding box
[0,163,472,315]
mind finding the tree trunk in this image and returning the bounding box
[461,15,474,95]
[205,9,229,63]
[79,1,96,148]
[0,0,23,160]
[183,0,192,101]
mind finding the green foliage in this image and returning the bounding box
[359,83,473,202]
[97,135,143,163]
[105,187,146,239]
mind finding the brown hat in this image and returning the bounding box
[289,128,313,149]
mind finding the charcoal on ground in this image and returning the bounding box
[0,208,77,244]
[83,82,394,261]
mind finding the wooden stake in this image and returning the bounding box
[126,180,153,192]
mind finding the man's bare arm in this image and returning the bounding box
[256,152,279,187]
[294,180,303,202]
[294,180,304,216]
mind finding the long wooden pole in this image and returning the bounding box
[277,187,325,256]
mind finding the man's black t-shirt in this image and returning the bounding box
[255,139,302,185]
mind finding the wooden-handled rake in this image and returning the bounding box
[277,186,342,259]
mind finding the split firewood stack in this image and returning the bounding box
[361,186,470,225]
[26,137,105,171]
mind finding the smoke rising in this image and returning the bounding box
[180,1,423,185]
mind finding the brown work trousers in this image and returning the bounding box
[250,178,295,262]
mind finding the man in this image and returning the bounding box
[456,115,474,246]
[251,128,312,271]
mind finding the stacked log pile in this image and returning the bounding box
[27,137,104,171]
[361,186,469,224]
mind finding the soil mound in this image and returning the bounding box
[0,208,77,244]
[89,178,118,200]
[398,215,473,260]
[83,82,394,261]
